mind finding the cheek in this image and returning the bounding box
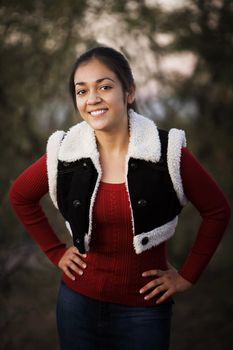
[75,104,85,120]
[75,97,84,111]
[111,89,127,107]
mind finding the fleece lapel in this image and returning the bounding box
[127,109,161,162]
[58,109,161,166]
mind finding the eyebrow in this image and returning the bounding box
[75,77,115,86]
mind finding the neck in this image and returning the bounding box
[95,122,129,156]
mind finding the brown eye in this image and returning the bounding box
[100,85,112,91]
[77,90,86,96]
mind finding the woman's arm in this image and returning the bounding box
[9,154,67,266]
[178,147,231,283]
[140,147,231,303]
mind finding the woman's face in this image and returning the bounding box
[74,58,135,133]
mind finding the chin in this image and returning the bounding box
[88,121,109,131]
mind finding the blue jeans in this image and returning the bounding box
[56,281,173,350]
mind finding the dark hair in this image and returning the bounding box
[69,46,137,112]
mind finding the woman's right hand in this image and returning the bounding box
[58,246,87,281]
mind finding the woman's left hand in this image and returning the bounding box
[139,265,192,304]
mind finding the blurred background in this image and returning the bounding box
[1,0,233,349]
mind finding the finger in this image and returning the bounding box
[71,255,87,269]
[58,247,87,270]
[142,269,162,277]
[143,284,167,300]
[73,247,87,258]
[156,290,173,304]
[68,246,87,258]
[63,266,76,281]
[139,278,162,294]
[77,252,87,258]
[68,262,84,276]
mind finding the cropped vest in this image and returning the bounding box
[47,109,188,254]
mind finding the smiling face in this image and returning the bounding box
[74,58,135,133]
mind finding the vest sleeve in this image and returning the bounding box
[9,154,67,266]
[178,147,231,283]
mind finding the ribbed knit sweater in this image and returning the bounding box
[9,148,231,306]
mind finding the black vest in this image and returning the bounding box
[56,129,183,254]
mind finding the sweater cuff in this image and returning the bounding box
[178,253,214,284]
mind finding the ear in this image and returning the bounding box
[127,84,136,104]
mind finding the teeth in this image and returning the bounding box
[90,109,107,116]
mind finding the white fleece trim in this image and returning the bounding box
[133,216,178,254]
[167,129,188,206]
[127,109,161,162]
[57,109,161,164]
[84,233,90,251]
[124,156,135,236]
[58,120,100,163]
[66,223,90,250]
[86,171,102,251]
[46,130,65,209]
[65,221,73,236]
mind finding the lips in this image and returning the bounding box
[89,108,108,117]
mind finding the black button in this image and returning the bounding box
[130,162,138,169]
[76,238,80,244]
[63,161,70,167]
[73,199,81,208]
[141,237,149,245]
[82,161,88,168]
[138,199,147,207]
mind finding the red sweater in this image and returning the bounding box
[9,148,231,306]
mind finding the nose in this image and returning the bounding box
[87,90,102,105]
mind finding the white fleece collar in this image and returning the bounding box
[58,109,161,165]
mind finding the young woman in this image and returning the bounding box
[9,46,231,350]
